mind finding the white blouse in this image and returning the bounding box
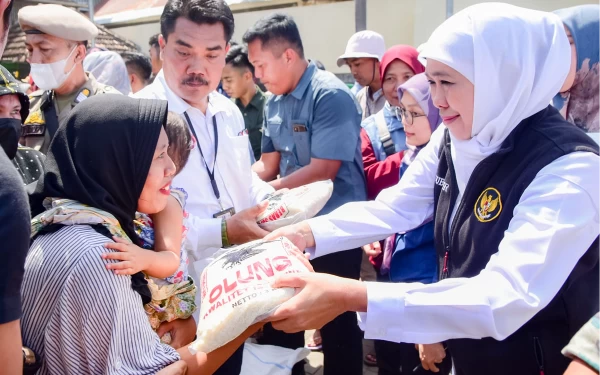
[306,125,599,344]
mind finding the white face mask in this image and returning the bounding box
[29,47,78,91]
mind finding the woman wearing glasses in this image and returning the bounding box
[360,45,425,201]
[370,73,450,375]
[357,44,426,368]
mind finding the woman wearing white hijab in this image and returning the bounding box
[266,4,599,375]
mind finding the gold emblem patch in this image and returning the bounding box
[474,187,502,222]
[24,109,45,126]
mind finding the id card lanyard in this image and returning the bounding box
[183,112,228,213]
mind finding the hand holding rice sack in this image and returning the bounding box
[190,237,312,354]
[256,180,334,231]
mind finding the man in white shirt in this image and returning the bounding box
[135,0,274,373]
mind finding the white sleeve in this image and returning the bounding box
[228,102,275,205]
[185,214,223,258]
[357,151,599,344]
[306,125,444,258]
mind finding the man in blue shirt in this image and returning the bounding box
[247,13,365,375]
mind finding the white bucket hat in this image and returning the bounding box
[337,30,386,67]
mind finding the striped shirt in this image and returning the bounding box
[21,225,180,374]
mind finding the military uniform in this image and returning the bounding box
[22,73,119,153]
[18,3,121,154]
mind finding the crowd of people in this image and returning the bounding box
[0,0,598,374]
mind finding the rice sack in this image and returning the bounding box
[257,180,334,231]
[190,237,311,354]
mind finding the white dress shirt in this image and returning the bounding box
[135,71,274,284]
[306,125,600,344]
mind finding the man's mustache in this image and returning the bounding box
[182,75,209,86]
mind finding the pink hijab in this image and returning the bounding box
[379,45,425,80]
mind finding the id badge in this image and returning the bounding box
[213,207,236,219]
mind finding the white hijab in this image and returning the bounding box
[84,51,132,95]
[420,3,570,194]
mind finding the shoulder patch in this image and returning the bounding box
[24,109,44,126]
[75,88,91,103]
[474,187,502,223]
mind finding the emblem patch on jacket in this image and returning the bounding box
[22,109,46,136]
[474,187,502,222]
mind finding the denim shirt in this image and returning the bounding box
[262,62,366,214]
[361,102,407,161]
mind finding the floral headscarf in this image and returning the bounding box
[553,5,599,132]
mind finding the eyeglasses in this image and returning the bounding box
[399,107,426,125]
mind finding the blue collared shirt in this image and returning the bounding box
[262,62,366,214]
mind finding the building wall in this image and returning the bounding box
[110,0,416,74]
[412,0,595,47]
[232,0,415,74]
[110,22,161,53]
[108,0,594,75]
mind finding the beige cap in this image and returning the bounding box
[18,4,98,42]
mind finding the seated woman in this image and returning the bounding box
[23,95,260,374]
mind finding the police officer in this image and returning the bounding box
[18,4,120,153]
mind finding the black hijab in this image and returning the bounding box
[30,95,168,303]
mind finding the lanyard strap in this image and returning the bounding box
[183,112,220,202]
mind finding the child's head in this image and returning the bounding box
[398,73,442,147]
[164,112,192,175]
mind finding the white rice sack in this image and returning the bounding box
[257,180,334,231]
[190,237,310,354]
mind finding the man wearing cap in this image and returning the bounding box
[18,4,120,154]
[338,31,386,120]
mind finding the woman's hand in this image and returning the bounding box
[265,222,315,251]
[362,241,382,257]
[102,236,153,275]
[157,317,197,349]
[267,273,367,333]
[416,343,446,372]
